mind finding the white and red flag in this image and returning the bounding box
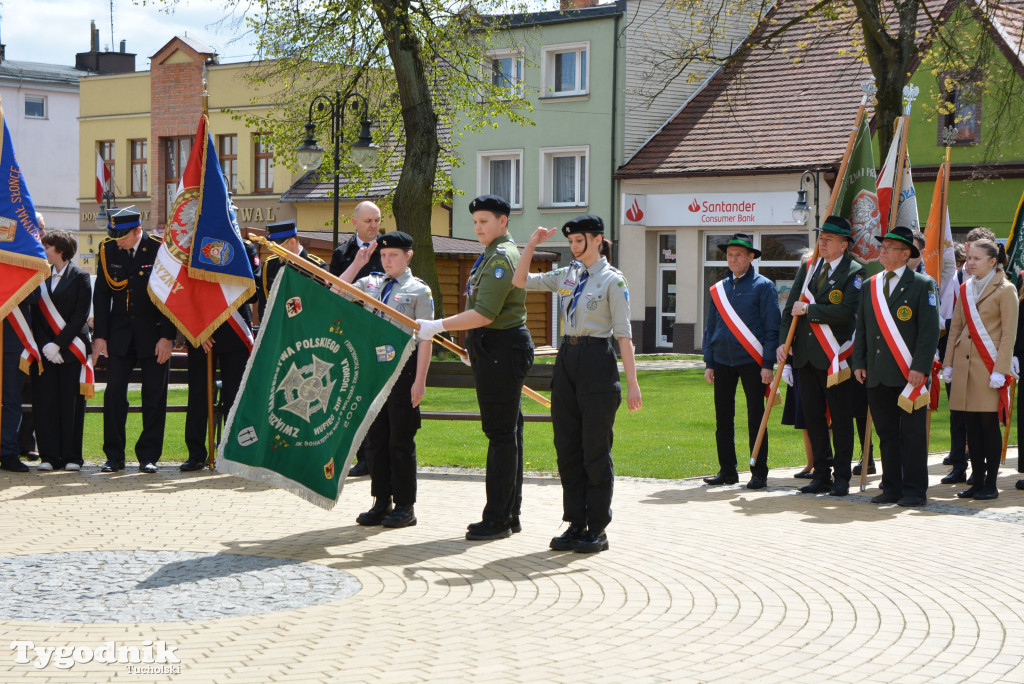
[876,117,920,235]
[95,150,111,205]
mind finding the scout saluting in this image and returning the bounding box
[512,215,641,554]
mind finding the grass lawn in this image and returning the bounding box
[79,369,976,479]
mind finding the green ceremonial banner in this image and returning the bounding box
[831,116,881,265]
[219,266,416,509]
[1006,187,1024,285]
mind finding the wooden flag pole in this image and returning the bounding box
[859,408,873,491]
[1002,379,1017,464]
[251,236,552,409]
[748,96,868,467]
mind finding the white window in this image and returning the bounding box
[488,51,524,99]
[25,96,46,119]
[542,42,589,97]
[540,146,588,207]
[478,149,523,209]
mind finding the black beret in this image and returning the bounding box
[468,194,511,217]
[377,230,413,250]
[561,214,604,237]
[107,205,142,238]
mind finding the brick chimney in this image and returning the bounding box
[560,0,599,8]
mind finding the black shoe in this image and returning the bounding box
[828,480,850,497]
[973,488,999,501]
[1016,479,1024,490]
[794,469,815,479]
[100,461,125,473]
[140,462,158,474]
[941,468,967,484]
[549,524,586,551]
[572,530,609,554]
[851,463,876,476]
[942,455,954,466]
[466,519,512,540]
[510,515,522,534]
[21,451,40,462]
[348,460,369,477]
[897,496,927,507]
[799,477,833,494]
[871,493,901,504]
[746,476,767,490]
[0,460,30,472]
[957,486,978,499]
[356,498,392,526]
[381,505,417,528]
[180,460,206,472]
[703,472,738,486]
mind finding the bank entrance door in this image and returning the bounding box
[657,233,676,348]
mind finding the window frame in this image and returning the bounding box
[477,149,524,210]
[219,134,238,193]
[24,95,46,119]
[98,140,115,194]
[163,135,192,213]
[541,42,590,98]
[130,139,148,197]
[254,133,275,194]
[539,145,589,208]
[485,49,525,100]
[937,71,982,146]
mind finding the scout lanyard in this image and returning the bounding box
[799,257,851,385]
[868,273,927,412]
[38,283,96,398]
[961,279,1011,421]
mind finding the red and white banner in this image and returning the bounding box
[38,284,95,398]
[876,117,920,235]
[961,280,1011,421]
[869,274,928,412]
[6,307,38,373]
[95,150,111,205]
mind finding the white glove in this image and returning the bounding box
[459,352,472,367]
[942,366,953,384]
[1012,357,1020,380]
[415,318,445,341]
[781,364,794,387]
[42,342,64,364]
[990,371,1007,389]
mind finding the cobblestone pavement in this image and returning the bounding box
[1,454,1023,683]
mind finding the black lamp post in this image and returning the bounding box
[792,169,827,231]
[296,90,375,250]
[95,187,118,229]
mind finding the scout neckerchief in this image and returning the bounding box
[566,269,589,327]
[868,272,928,412]
[960,278,1011,422]
[5,307,39,374]
[709,274,781,405]
[799,257,852,386]
[38,283,95,399]
[464,253,485,297]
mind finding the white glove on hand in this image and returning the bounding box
[459,352,472,367]
[42,342,64,364]
[942,366,953,384]
[990,371,1007,389]
[415,318,445,341]
[781,364,794,387]
[1012,357,1020,380]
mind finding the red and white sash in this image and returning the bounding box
[800,258,851,386]
[869,274,928,412]
[38,285,95,399]
[227,310,254,353]
[961,279,1011,421]
[709,279,781,405]
[6,308,39,374]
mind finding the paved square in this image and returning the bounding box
[1,453,1023,682]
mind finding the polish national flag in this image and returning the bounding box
[95,150,111,204]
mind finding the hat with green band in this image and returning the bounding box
[820,215,853,240]
[719,232,762,259]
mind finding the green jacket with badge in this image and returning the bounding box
[780,252,864,371]
[852,269,940,388]
[467,233,527,330]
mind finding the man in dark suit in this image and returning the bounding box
[853,226,940,507]
[181,239,259,472]
[92,206,177,473]
[777,216,864,497]
[32,229,92,472]
[329,201,384,281]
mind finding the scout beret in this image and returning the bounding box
[720,232,762,259]
[377,231,413,250]
[266,220,298,242]
[561,214,604,237]
[107,206,142,238]
[876,225,920,259]
[468,194,510,217]
[821,216,853,240]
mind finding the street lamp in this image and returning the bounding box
[792,169,827,231]
[296,90,376,250]
[95,187,118,229]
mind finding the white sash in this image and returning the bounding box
[800,258,850,386]
[38,284,95,398]
[869,274,928,412]
[6,307,39,374]
[961,279,1011,420]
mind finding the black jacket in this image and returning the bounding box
[32,263,92,355]
[329,233,383,280]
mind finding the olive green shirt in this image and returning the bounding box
[353,268,434,321]
[525,257,633,339]
[466,233,527,330]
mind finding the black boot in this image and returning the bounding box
[356,498,392,526]
[381,505,417,528]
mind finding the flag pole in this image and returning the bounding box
[748,91,869,467]
[1003,380,1016,464]
[251,235,552,409]
[199,75,218,470]
[859,409,872,491]
[928,133,954,453]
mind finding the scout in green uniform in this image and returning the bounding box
[256,219,327,320]
[340,231,434,528]
[416,195,534,541]
[513,215,642,554]
[852,225,939,507]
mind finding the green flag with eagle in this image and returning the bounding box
[219,266,415,509]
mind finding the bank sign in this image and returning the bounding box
[622,192,805,227]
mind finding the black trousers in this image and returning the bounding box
[467,326,534,524]
[552,338,621,533]
[946,382,968,470]
[18,371,35,454]
[867,384,929,499]
[0,351,22,461]
[102,346,170,464]
[185,343,248,462]
[713,361,768,478]
[964,411,1001,490]
[851,377,873,464]
[365,355,421,505]
[34,358,86,467]
[798,365,854,483]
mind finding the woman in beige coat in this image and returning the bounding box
[942,239,1018,500]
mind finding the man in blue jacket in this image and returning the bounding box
[703,233,781,489]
